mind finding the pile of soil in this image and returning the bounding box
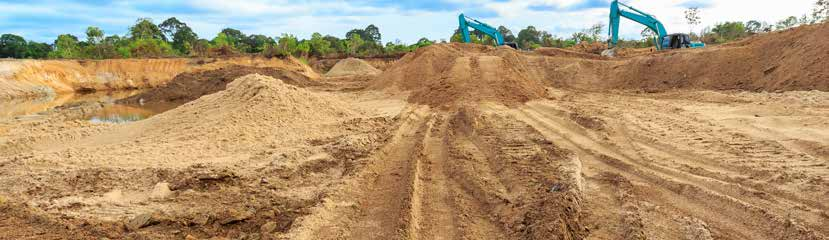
[370,43,548,107]
[569,41,608,55]
[119,65,319,104]
[134,74,358,152]
[324,58,382,77]
[534,47,607,60]
[607,23,829,92]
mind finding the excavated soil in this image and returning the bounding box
[1,23,828,240]
[323,58,382,77]
[119,65,320,104]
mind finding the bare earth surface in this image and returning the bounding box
[0,23,828,240]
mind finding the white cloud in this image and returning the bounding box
[0,0,819,43]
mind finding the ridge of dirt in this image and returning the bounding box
[370,43,549,107]
[324,58,382,77]
[118,65,320,104]
[608,23,829,92]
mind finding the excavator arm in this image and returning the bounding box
[459,13,506,46]
[608,0,668,50]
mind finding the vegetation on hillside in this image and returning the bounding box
[0,1,826,59]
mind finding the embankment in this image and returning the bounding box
[0,57,318,100]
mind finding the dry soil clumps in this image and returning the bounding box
[120,65,320,104]
[372,43,548,107]
[324,58,383,77]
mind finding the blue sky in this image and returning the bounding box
[0,0,818,44]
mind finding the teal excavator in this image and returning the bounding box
[606,0,704,55]
[458,13,518,48]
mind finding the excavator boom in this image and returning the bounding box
[608,0,667,50]
[458,13,507,46]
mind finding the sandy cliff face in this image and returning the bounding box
[0,57,318,100]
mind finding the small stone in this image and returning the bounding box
[220,210,253,225]
[150,182,173,199]
[260,221,278,233]
[185,234,198,240]
[126,213,155,231]
[192,214,211,225]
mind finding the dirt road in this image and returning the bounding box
[1,24,828,239]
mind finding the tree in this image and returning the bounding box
[498,26,515,43]
[130,18,165,40]
[775,16,800,30]
[345,34,364,56]
[24,41,51,59]
[774,16,799,30]
[277,33,298,57]
[220,28,246,49]
[243,34,274,53]
[583,23,605,42]
[414,38,434,48]
[212,32,233,48]
[295,41,311,57]
[364,24,382,43]
[129,38,174,58]
[323,35,345,55]
[745,20,770,34]
[85,26,104,44]
[685,7,701,39]
[516,26,541,49]
[710,22,748,43]
[0,34,27,58]
[811,0,829,23]
[308,32,331,57]
[50,34,80,58]
[159,17,186,40]
[160,18,198,54]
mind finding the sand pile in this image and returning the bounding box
[324,58,382,77]
[608,23,829,92]
[371,43,548,107]
[119,65,319,104]
[50,74,359,168]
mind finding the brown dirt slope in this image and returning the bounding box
[119,65,319,104]
[324,58,382,77]
[609,23,829,92]
[0,57,318,100]
[371,43,549,107]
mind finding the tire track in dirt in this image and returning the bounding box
[407,114,461,240]
[286,106,430,239]
[512,102,826,240]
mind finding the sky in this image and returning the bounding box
[0,0,819,44]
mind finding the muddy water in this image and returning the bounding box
[0,90,178,123]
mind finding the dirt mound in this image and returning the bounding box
[608,23,829,92]
[136,74,357,148]
[324,58,382,77]
[119,65,319,104]
[371,43,548,107]
[534,47,607,60]
[569,41,608,55]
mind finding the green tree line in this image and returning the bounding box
[0,18,435,60]
[1,1,826,59]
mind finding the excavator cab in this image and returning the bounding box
[662,33,691,49]
[662,33,706,49]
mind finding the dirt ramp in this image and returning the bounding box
[609,23,829,92]
[119,65,319,104]
[372,43,547,107]
[324,58,382,77]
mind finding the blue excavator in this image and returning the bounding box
[458,13,518,48]
[606,0,704,55]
